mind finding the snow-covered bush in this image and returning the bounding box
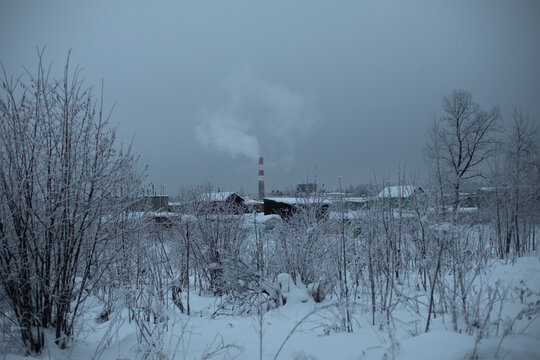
[0,51,143,354]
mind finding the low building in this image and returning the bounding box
[377,185,423,208]
[263,197,330,219]
[200,191,246,214]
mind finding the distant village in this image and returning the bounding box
[144,185,492,215]
[140,156,499,229]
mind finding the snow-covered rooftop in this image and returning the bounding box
[264,197,332,205]
[245,199,263,205]
[377,185,417,199]
[200,192,244,202]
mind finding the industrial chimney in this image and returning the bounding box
[258,156,265,201]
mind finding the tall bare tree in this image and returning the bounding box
[425,119,448,218]
[427,90,500,221]
[506,108,538,255]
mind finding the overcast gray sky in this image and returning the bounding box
[1,1,539,195]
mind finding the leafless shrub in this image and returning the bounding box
[0,50,143,354]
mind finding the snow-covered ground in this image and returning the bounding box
[3,256,540,360]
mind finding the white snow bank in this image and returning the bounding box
[398,331,474,360]
[277,273,309,305]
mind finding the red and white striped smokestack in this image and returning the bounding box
[258,156,265,201]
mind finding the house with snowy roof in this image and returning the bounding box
[263,197,331,219]
[199,191,246,214]
[377,185,423,208]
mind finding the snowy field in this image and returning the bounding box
[3,255,539,360]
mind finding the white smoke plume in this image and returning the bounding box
[196,113,260,159]
[196,68,313,163]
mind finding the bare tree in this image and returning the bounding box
[0,50,142,353]
[427,90,500,221]
[482,109,538,258]
[486,153,507,258]
[425,118,448,218]
[506,108,538,256]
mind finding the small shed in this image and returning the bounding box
[263,197,330,219]
[200,192,246,213]
[377,185,423,208]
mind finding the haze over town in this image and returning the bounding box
[1,1,539,193]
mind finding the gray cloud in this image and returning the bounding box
[1,1,539,193]
[196,68,313,166]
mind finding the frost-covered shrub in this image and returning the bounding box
[0,52,144,353]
